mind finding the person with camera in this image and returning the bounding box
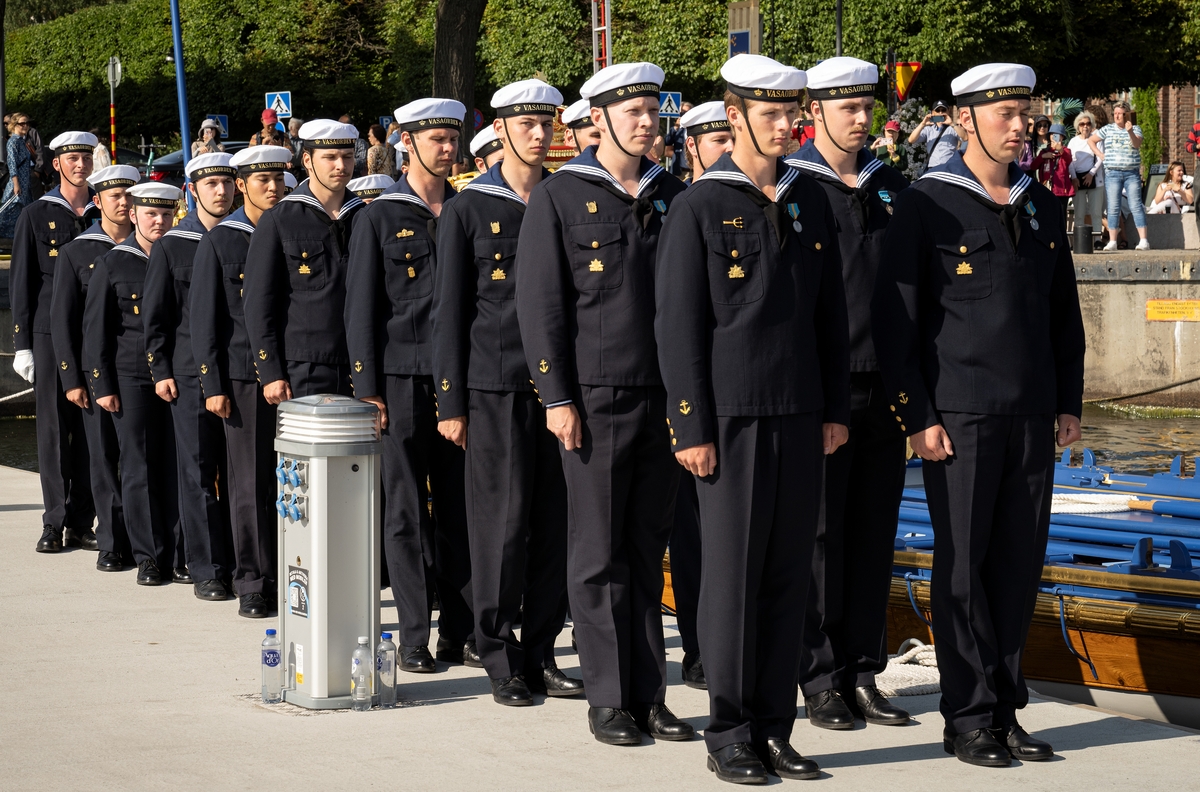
[1032,123,1075,213]
[908,101,960,171]
[1088,100,1150,251]
[1149,161,1194,214]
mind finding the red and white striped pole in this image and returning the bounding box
[110,102,116,158]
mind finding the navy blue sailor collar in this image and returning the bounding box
[162,210,208,242]
[555,145,666,199]
[38,184,98,215]
[280,178,364,218]
[695,152,801,204]
[73,221,118,245]
[920,149,1032,206]
[217,206,255,234]
[460,163,551,207]
[374,172,456,214]
[785,144,883,189]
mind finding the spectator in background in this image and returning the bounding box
[286,117,306,178]
[192,118,225,156]
[250,109,281,146]
[1149,161,1194,214]
[366,124,392,176]
[908,100,960,171]
[663,101,692,177]
[258,127,289,149]
[1033,123,1075,213]
[794,109,816,149]
[338,114,368,177]
[91,128,113,170]
[871,119,908,170]
[1,114,34,237]
[1089,100,1150,251]
[1068,111,1104,230]
[1031,115,1052,155]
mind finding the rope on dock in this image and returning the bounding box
[876,638,940,697]
[1052,493,1135,514]
[0,387,33,403]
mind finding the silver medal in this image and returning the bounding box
[1030,218,1039,230]
[793,220,802,233]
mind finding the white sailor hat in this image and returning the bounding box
[283,172,297,191]
[580,62,664,108]
[128,182,183,207]
[87,164,140,192]
[951,63,1036,106]
[561,98,593,129]
[394,98,466,133]
[297,119,360,149]
[805,56,878,100]
[470,126,504,158]
[230,145,293,173]
[185,151,236,180]
[49,131,99,155]
[395,139,408,155]
[721,54,807,101]
[679,101,730,137]
[347,174,395,198]
[491,79,563,118]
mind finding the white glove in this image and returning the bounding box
[13,349,35,384]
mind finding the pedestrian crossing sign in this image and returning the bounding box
[265,91,293,119]
[205,114,229,139]
[660,92,683,118]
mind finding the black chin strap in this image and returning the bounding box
[968,107,1002,164]
[501,118,538,168]
[408,133,446,179]
[193,189,229,222]
[600,106,639,158]
[306,149,345,195]
[738,96,766,156]
[816,100,855,155]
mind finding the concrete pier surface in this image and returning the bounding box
[2,462,1198,791]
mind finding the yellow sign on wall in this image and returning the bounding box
[1146,299,1200,321]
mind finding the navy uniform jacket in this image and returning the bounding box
[871,152,1086,434]
[50,226,117,393]
[344,174,456,399]
[143,212,208,382]
[9,188,99,349]
[83,242,154,398]
[654,154,851,452]
[514,148,687,406]
[243,180,365,384]
[191,208,257,397]
[785,147,909,372]
[432,165,545,418]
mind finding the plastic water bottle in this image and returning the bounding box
[261,629,282,704]
[376,633,397,709]
[351,636,372,711]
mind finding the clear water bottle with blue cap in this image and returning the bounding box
[261,629,282,703]
[376,632,397,708]
[351,636,372,711]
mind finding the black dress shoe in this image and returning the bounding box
[194,579,230,601]
[682,651,707,690]
[761,738,820,780]
[707,743,769,785]
[853,685,910,725]
[435,635,463,664]
[136,560,164,586]
[943,727,1013,767]
[172,567,193,584]
[238,593,269,618]
[991,723,1054,761]
[64,526,99,550]
[463,640,483,668]
[490,676,534,706]
[528,665,585,697]
[399,645,436,673]
[35,525,63,553]
[96,551,125,572]
[632,702,694,741]
[804,689,855,730]
[587,707,642,746]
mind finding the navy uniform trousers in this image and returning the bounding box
[32,332,94,532]
[286,361,352,399]
[923,411,1054,734]
[171,375,231,581]
[382,374,473,648]
[79,399,128,557]
[670,473,702,658]
[565,384,678,710]
[465,388,568,680]
[111,377,177,567]
[696,412,823,753]
[801,372,907,696]
[223,380,278,596]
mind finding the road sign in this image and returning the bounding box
[265,91,293,118]
[106,56,122,89]
[379,116,392,128]
[206,114,229,139]
[474,109,485,131]
[729,30,751,57]
[659,92,683,118]
[890,62,922,103]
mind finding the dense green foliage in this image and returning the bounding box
[5,0,1200,145]
[1132,87,1164,176]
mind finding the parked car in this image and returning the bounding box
[114,147,150,177]
[147,142,250,186]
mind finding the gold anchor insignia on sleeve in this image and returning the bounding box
[200,364,208,374]
[956,262,973,275]
[93,369,100,378]
[440,378,451,391]
[679,399,693,416]
[490,221,500,234]
[298,264,311,274]
[354,361,363,372]
[898,392,909,404]
[259,349,268,360]
[586,201,598,214]
[728,264,745,279]
[722,217,744,228]
[589,259,604,272]
[147,353,154,363]
[491,268,506,280]
[538,359,550,374]
[60,361,68,370]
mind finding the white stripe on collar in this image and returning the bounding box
[787,155,883,188]
[112,242,148,260]
[374,192,432,212]
[555,162,664,198]
[461,180,526,206]
[220,220,255,234]
[697,166,800,203]
[38,194,78,213]
[281,192,364,216]
[920,169,1033,206]
[164,228,203,241]
[858,157,884,186]
[73,233,114,244]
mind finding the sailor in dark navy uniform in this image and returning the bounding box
[655,54,849,784]
[515,61,692,746]
[347,174,394,204]
[468,126,504,173]
[143,152,237,600]
[345,98,477,674]
[665,100,734,694]
[50,164,138,572]
[872,63,1085,767]
[191,145,293,618]
[560,98,601,154]
[784,57,913,731]
[84,182,186,586]
[432,79,584,706]
[244,119,365,403]
[10,131,100,553]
